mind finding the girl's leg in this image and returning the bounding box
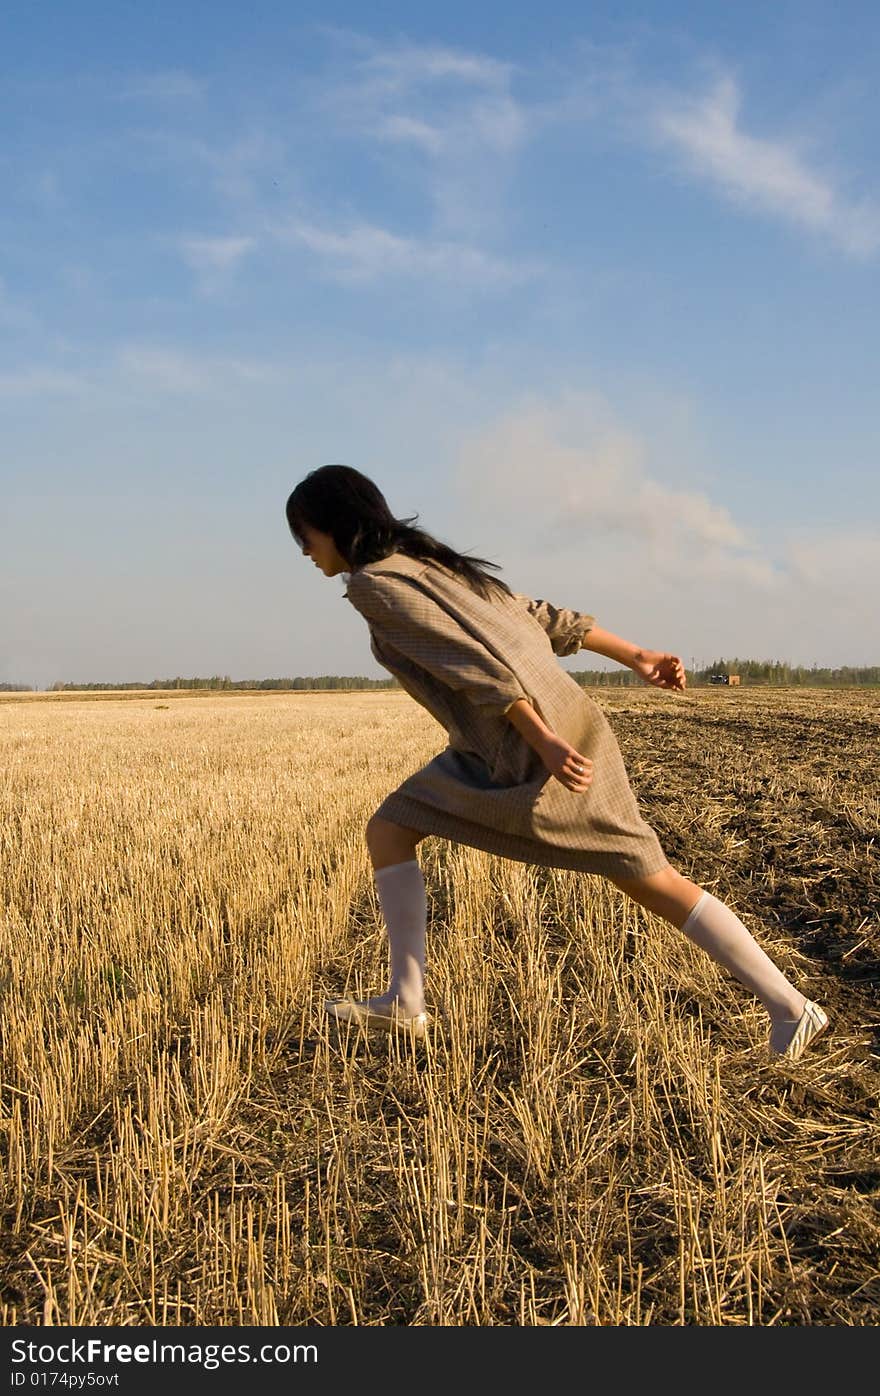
[328,816,427,1019]
[367,815,426,873]
[606,864,816,1052]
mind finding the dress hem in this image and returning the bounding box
[375,790,670,879]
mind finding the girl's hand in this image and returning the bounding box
[539,735,594,793]
[632,649,686,691]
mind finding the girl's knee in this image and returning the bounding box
[366,815,423,863]
[607,865,703,928]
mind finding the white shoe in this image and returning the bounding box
[770,1000,829,1062]
[324,997,429,1039]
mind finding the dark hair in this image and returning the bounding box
[285,464,514,602]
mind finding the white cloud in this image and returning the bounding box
[0,277,41,334]
[273,217,538,288]
[180,236,256,272]
[177,235,257,294]
[60,265,96,295]
[0,368,88,398]
[454,391,779,588]
[117,346,281,395]
[785,527,880,599]
[652,75,880,257]
[4,347,877,675]
[377,115,446,155]
[358,42,516,93]
[133,128,286,205]
[448,389,880,663]
[27,169,64,209]
[120,70,204,102]
[313,35,530,235]
[365,76,526,159]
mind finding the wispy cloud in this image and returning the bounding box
[313,35,530,235]
[455,391,779,587]
[178,235,257,293]
[117,345,281,395]
[0,367,89,399]
[123,37,531,282]
[24,169,64,210]
[273,217,538,288]
[784,526,880,600]
[356,41,517,93]
[119,70,204,103]
[358,41,526,154]
[0,277,41,334]
[132,128,286,205]
[651,74,880,257]
[118,346,207,393]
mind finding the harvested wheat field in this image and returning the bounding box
[1,685,878,1326]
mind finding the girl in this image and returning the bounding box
[286,464,829,1063]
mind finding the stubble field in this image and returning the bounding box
[0,685,878,1325]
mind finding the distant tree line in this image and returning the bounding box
[694,659,880,687]
[48,675,400,692]
[0,682,35,691]
[571,661,880,688]
[571,669,642,687]
[39,659,880,693]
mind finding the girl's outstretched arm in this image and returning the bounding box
[582,625,686,691]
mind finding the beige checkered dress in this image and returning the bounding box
[344,552,669,879]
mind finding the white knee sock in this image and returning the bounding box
[370,859,427,1015]
[680,891,806,1027]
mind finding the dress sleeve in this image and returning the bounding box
[510,593,595,657]
[346,573,530,719]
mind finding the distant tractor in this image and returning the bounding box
[708,674,741,686]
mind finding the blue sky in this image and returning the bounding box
[3,1,878,687]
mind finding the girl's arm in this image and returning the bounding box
[505,698,593,793]
[504,618,687,792]
[511,593,595,656]
[582,624,686,691]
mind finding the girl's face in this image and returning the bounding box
[299,523,350,577]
